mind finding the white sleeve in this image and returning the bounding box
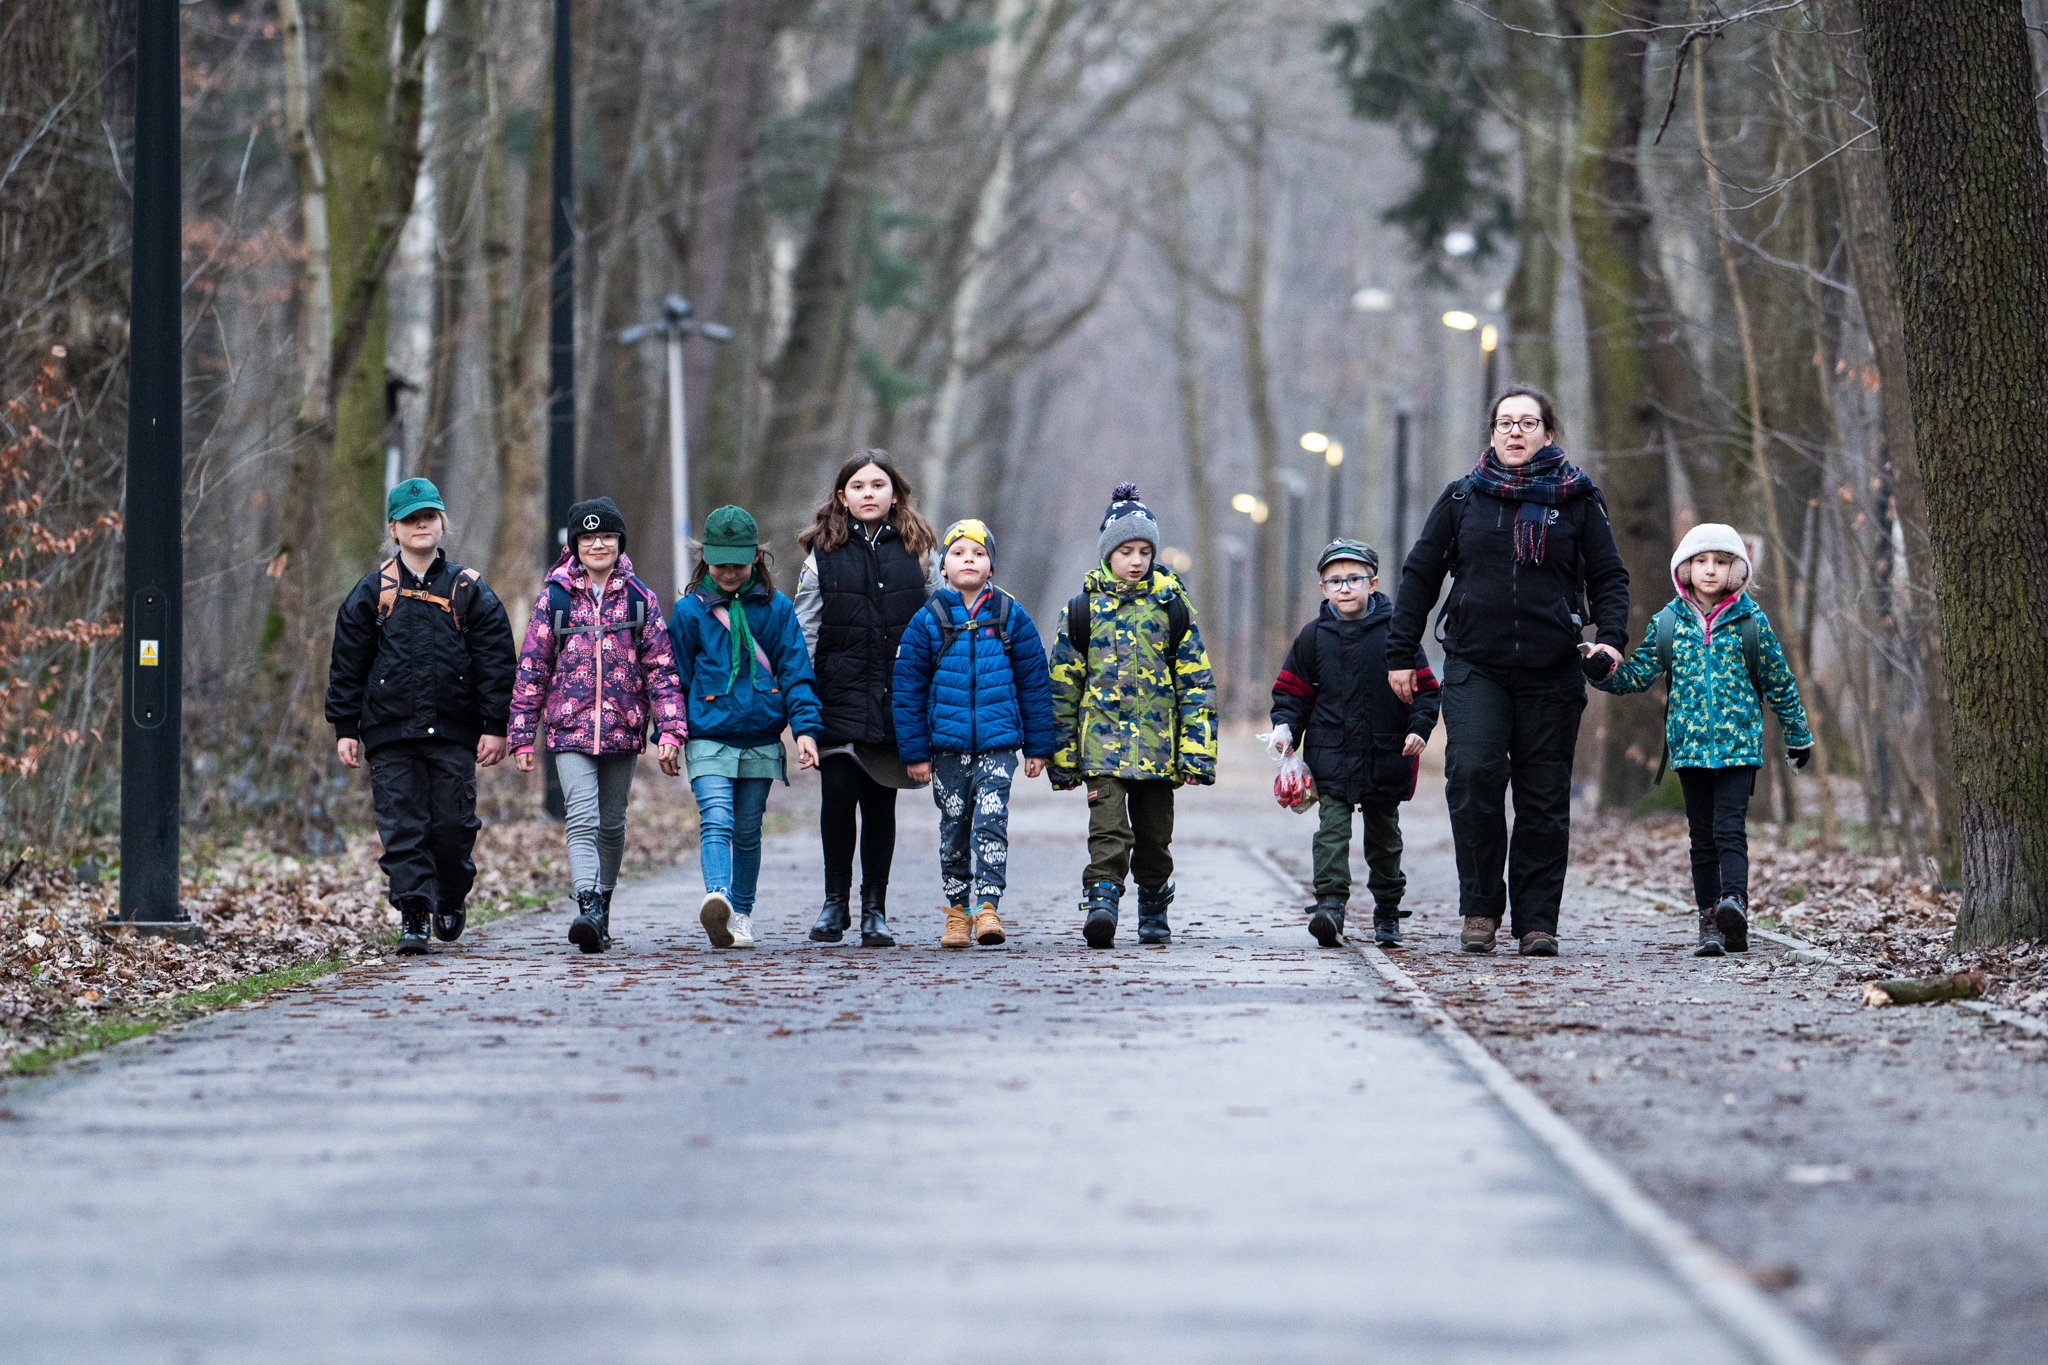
[795,551,823,658]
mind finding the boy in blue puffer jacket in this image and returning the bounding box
[894,519,1057,948]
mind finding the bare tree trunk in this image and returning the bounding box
[1858,0,2048,943]
[1233,85,1285,675]
[1168,126,1217,618]
[1502,0,1564,394]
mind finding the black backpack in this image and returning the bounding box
[547,575,655,646]
[1066,588,1191,661]
[1649,599,1764,783]
[924,588,1013,658]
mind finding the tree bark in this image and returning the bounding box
[1569,3,1680,811]
[1502,0,1565,394]
[1168,124,1218,621]
[1858,0,2048,944]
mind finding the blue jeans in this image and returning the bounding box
[691,775,773,914]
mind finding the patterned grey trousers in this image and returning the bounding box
[931,749,1018,909]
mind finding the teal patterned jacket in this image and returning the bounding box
[1594,591,1812,768]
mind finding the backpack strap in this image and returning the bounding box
[448,567,482,631]
[377,557,476,630]
[926,589,1010,657]
[1738,610,1764,700]
[1069,588,1187,661]
[1067,592,1091,660]
[550,578,647,638]
[990,589,1013,649]
[375,558,401,624]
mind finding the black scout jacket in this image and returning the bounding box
[1386,477,1630,673]
[1270,595,1441,806]
[326,550,516,752]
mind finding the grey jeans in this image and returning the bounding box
[555,751,637,893]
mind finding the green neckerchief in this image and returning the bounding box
[705,572,760,691]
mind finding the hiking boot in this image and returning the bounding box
[1136,882,1174,945]
[1373,906,1403,948]
[569,888,611,953]
[859,883,895,948]
[728,912,755,950]
[396,896,432,955]
[974,903,1007,946]
[432,899,466,942]
[1715,894,1750,953]
[1082,881,1121,949]
[1461,915,1499,954]
[1308,898,1346,948]
[940,904,972,949]
[1694,908,1727,957]
[700,890,735,948]
[809,878,852,944]
[1518,930,1560,957]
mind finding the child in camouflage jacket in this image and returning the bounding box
[1049,484,1217,949]
[1591,523,1812,958]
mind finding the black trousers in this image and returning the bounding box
[367,737,480,910]
[1676,765,1757,909]
[820,753,899,890]
[1441,657,1586,937]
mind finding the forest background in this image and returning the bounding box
[4,0,2040,930]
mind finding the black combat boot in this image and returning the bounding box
[1694,908,1727,957]
[569,887,611,953]
[810,871,853,944]
[859,883,895,948]
[396,896,432,955]
[1136,881,1175,945]
[1307,898,1346,948]
[432,898,466,942]
[1373,904,1404,948]
[1082,881,1121,949]
[1715,894,1750,953]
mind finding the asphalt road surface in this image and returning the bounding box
[1,763,1767,1364]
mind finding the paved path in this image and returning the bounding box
[1,766,1760,1363]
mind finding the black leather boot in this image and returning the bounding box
[1715,894,1750,953]
[1082,881,1121,949]
[432,898,466,942]
[1136,880,1174,945]
[1694,908,1727,957]
[1373,904,1402,948]
[569,888,611,953]
[810,871,853,944]
[859,883,895,947]
[1308,898,1346,947]
[396,896,432,955]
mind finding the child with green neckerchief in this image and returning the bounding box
[665,506,823,949]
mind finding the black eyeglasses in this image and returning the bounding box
[1492,417,1546,435]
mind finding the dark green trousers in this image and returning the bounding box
[1084,776,1175,893]
[1312,795,1404,907]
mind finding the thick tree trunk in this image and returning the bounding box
[1858,0,2048,944]
[1570,4,1679,811]
[1502,0,1564,394]
[1168,127,1218,621]
[1233,86,1286,681]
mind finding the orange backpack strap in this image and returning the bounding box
[375,558,402,624]
[448,567,482,631]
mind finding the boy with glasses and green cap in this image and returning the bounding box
[327,477,517,954]
[1268,539,1440,948]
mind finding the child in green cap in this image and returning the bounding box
[666,506,824,949]
[327,478,517,954]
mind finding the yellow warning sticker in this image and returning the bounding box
[139,640,160,666]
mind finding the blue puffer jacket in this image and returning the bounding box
[892,586,1057,763]
[667,579,822,747]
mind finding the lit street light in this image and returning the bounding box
[1480,323,1500,404]
[1323,440,1344,542]
[1442,310,1478,331]
[1298,431,1329,454]
[1232,492,1269,524]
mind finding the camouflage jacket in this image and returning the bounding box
[1594,590,1811,768]
[1048,566,1217,787]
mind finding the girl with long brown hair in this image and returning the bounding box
[792,450,939,947]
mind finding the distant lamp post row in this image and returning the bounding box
[1231,492,1270,525]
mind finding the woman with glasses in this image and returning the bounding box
[1384,385,1630,957]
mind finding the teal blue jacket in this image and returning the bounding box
[1594,591,1812,768]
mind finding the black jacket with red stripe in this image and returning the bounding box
[1269,594,1440,806]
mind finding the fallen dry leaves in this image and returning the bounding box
[1,778,700,1063]
[1574,813,2048,1016]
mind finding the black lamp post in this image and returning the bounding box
[109,0,200,942]
[542,0,575,821]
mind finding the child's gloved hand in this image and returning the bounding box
[1786,745,1812,770]
[1579,648,1615,682]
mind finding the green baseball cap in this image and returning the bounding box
[701,505,760,565]
[386,477,446,523]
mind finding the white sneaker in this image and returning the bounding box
[728,913,755,949]
[700,891,734,948]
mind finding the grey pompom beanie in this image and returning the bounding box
[1097,482,1161,563]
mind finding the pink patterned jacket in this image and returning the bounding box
[509,550,687,755]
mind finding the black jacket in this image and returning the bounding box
[326,550,516,752]
[811,523,929,747]
[1387,477,1630,673]
[1270,596,1442,805]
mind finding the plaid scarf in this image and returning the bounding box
[1468,444,1589,564]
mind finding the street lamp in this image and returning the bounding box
[1231,492,1269,523]
[619,294,732,601]
[1442,310,1478,332]
[1323,441,1344,542]
[1480,323,1500,403]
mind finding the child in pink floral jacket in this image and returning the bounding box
[511,497,687,952]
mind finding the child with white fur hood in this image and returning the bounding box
[1586,523,1813,956]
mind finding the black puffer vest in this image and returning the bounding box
[812,522,928,746]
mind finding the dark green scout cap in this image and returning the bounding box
[386,477,445,523]
[701,505,760,565]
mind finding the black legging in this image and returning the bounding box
[1676,765,1757,909]
[820,753,898,890]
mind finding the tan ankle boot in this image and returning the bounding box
[940,904,972,948]
[973,903,1006,946]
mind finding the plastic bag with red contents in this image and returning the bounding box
[1255,725,1318,814]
